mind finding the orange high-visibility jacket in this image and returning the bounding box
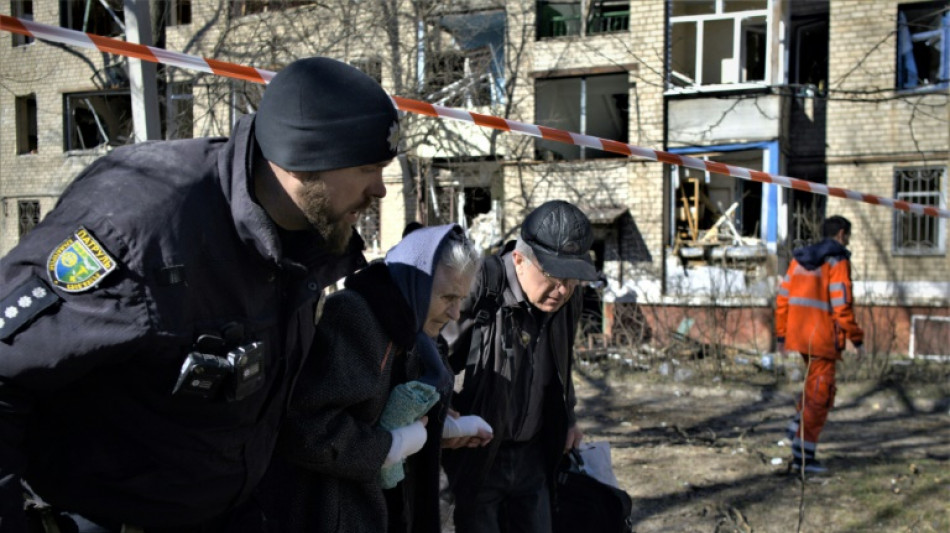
[776,239,864,359]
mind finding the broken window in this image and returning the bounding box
[11,1,33,46]
[897,1,949,91]
[64,90,133,151]
[351,57,383,84]
[535,73,629,161]
[426,48,497,107]
[425,49,466,99]
[789,14,828,93]
[893,166,946,255]
[537,1,582,38]
[434,10,506,107]
[156,0,192,26]
[537,1,629,39]
[18,200,40,237]
[671,149,764,247]
[587,0,630,35]
[787,192,825,250]
[164,82,193,139]
[15,93,37,155]
[428,183,493,228]
[357,198,382,255]
[669,0,769,88]
[423,164,495,229]
[60,0,124,37]
[229,79,266,127]
[431,184,456,227]
[231,1,312,17]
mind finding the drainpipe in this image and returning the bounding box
[661,0,672,296]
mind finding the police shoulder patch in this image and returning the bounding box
[0,275,61,341]
[46,227,117,293]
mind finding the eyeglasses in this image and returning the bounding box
[526,259,579,290]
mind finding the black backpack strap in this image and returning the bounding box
[473,254,505,326]
[445,244,518,497]
[466,253,506,367]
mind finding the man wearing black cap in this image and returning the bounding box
[442,200,599,533]
[0,57,397,532]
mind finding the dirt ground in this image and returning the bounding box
[571,358,950,533]
[441,357,950,532]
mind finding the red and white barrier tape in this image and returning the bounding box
[2,14,947,219]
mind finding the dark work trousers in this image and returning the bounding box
[453,436,551,533]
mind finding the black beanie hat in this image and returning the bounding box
[255,57,400,172]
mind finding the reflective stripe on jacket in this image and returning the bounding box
[775,247,863,359]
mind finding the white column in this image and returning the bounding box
[124,0,161,142]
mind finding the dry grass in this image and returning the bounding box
[570,358,950,533]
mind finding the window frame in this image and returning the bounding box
[892,165,947,256]
[537,0,630,40]
[165,81,194,140]
[156,0,192,26]
[229,79,266,128]
[667,146,768,245]
[15,93,38,155]
[230,0,312,18]
[356,197,382,255]
[668,0,771,91]
[896,1,949,92]
[534,71,630,161]
[351,57,383,84]
[63,89,134,152]
[59,0,124,37]
[11,0,34,46]
[18,200,40,237]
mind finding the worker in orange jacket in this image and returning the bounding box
[776,215,864,474]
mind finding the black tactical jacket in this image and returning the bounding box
[441,248,582,500]
[0,115,365,531]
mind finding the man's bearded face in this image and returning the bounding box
[298,178,359,255]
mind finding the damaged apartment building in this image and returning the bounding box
[2,0,947,357]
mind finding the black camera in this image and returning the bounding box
[172,336,266,401]
[172,351,232,399]
[227,341,265,401]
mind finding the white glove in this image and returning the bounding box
[442,415,493,439]
[383,420,427,468]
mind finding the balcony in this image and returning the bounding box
[588,9,629,35]
[537,2,629,39]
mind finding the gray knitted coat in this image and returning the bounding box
[275,262,418,533]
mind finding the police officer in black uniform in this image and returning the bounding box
[0,57,399,532]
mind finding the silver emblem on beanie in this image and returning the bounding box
[388,121,401,152]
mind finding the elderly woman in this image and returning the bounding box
[273,224,490,533]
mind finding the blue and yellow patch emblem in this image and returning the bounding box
[46,227,116,293]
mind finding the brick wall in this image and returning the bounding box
[504,0,667,276]
[3,0,943,297]
[0,2,118,253]
[826,0,949,287]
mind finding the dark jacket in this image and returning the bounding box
[271,263,412,533]
[385,343,452,533]
[272,225,464,533]
[442,246,582,500]
[0,115,364,531]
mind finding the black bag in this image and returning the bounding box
[553,449,634,533]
